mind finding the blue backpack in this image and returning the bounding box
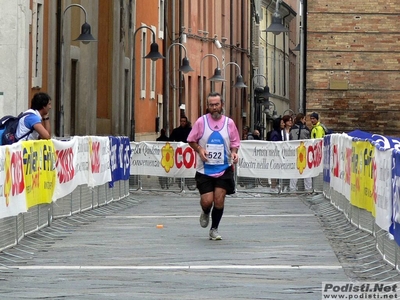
[0,112,34,145]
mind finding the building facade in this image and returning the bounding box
[305,0,400,135]
[251,0,298,138]
[0,0,301,141]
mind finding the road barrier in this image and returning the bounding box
[0,136,130,252]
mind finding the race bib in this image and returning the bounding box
[206,143,224,165]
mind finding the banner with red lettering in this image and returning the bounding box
[330,133,352,199]
[88,136,112,187]
[130,142,196,177]
[237,139,323,178]
[0,143,27,218]
[22,140,56,209]
[52,136,90,201]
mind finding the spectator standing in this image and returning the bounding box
[280,115,293,192]
[289,113,312,193]
[253,129,261,140]
[269,117,283,141]
[310,112,325,139]
[281,115,293,141]
[268,117,284,192]
[187,92,240,241]
[169,116,193,189]
[242,125,254,140]
[156,128,169,142]
[169,116,192,143]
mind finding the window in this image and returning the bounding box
[140,27,147,98]
[31,0,44,88]
[150,60,156,99]
[158,0,164,39]
[150,25,157,99]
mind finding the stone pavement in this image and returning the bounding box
[0,191,353,299]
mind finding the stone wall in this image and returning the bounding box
[305,0,400,136]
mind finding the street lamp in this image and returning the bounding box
[200,54,225,115]
[283,108,295,117]
[164,43,193,136]
[263,0,289,35]
[130,25,165,141]
[60,4,96,137]
[254,85,273,138]
[250,74,268,128]
[222,62,247,112]
[264,100,279,120]
[262,1,289,103]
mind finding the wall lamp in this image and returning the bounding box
[264,100,279,120]
[200,54,225,115]
[59,4,97,137]
[283,108,295,117]
[263,0,289,35]
[130,25,165,141]
[251,74,268,130]
[293,43,300,52]
[164,42,193,136]
[223,62,247,89]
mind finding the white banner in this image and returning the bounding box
[0,143,27,218]
[53,136,91,201]
[374,147,393,231]
[88,136,112,187]
[330,133,352,199]
[237,139,323,178]
[130,141,196,177]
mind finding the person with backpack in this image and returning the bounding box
[310,112,325,139]
[16,92,52,141]
[289,113,312,193]
[290,113,310,141]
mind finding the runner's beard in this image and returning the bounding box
[211,109,222,120]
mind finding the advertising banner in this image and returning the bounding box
[330,134,352,199]
[374,147,392,231]
[350,140,375,215]
[52,136,90,201]
[109,136,131,187]
[22,140,56,209]
[237,139,323,178]
[130,141,196,177]
[0,143,27,218]
[390,150,400,245]
[88,136,112,187]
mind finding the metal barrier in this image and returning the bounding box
[0,180,130,252]
[324,178,400,273]
[131,169,325,195]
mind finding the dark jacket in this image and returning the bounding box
[169,126,192,142]
[289,122,310,140]
[269,117,283,141]
[156,134,169,142]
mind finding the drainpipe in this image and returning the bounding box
[283,11,290,98]
[230,0,234,117]
[302,0,307,113]
[55,0,62,137]
[163,0,168,133]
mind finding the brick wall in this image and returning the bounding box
[305,0,400,136]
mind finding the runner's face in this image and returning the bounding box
[207,96,223,119]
